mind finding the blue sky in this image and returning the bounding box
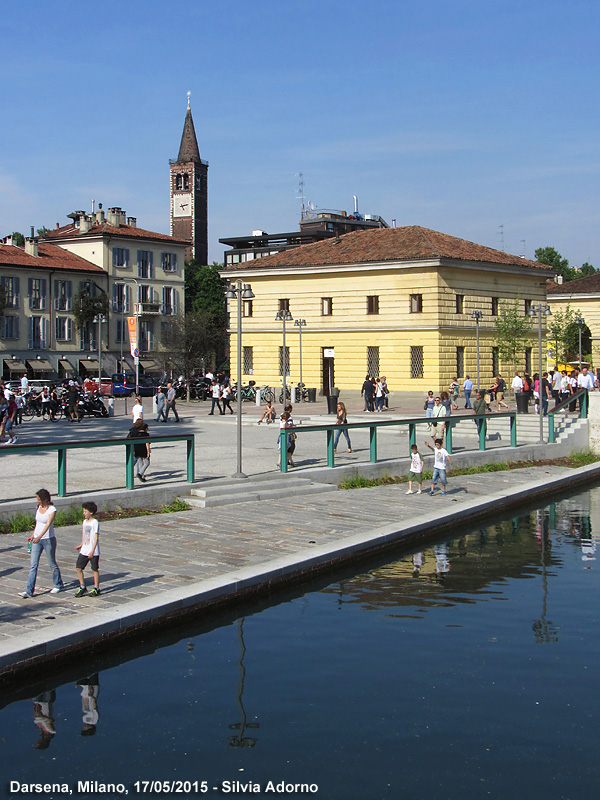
[2,0,599,266]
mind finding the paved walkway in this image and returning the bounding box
[0,391,562,507]
[2,461,599,677]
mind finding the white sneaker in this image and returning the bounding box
[406,489,414,494]
[417,489,422,494]
[50,587,62,594]
[9,437,17,444]
[18,591,32,598]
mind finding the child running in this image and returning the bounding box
[425,438,453,496]
[406,444,423,494]
[75,501,100,597]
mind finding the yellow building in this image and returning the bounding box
[547,275,597,362]
[222,226,554,394]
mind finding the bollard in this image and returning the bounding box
[256,387,262,407]
[108,397,115,417]
[152,395,158,416]
[291,387,297,403]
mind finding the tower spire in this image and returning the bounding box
[177,102,201,163]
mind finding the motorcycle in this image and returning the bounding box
[76,392,109,419]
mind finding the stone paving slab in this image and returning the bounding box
[2,461,600,676]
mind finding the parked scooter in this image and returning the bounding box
[76,392,109,419]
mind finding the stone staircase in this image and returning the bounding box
[179,475,338,508]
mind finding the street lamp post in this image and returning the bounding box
[574,314,584,367]
[225,280,255,478]
[472,310,483,392]
[92,313,108,389]
[275,309,293,404]
[115,278,139,394]
[529,303,552,443]
[294,319,306,401]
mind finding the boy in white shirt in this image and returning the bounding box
[425,438,453,496]
[75,501,100,597]
[406,444,423,494]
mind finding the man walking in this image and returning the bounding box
[462,375,474,409]
[165,382,180,422]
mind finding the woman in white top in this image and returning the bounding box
[20,489,64,598]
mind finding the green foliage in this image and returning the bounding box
[535,246,575,280]
[580,262,597,277]
[72,289,109,328]
[185,260,226,316]
[36,226,51,237]
[161,498,190,512]
[10,231,25,246]
[547,303,584,366]
[2,512,35,533]
[54,506,84,527]
[493,299,533,373]
[160,310,224,377]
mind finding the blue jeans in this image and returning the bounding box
[26,537,64,595]
[333,427,351,450]
[464,390,472,409]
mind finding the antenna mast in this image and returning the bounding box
[295,172,305,218]
[498,224,505,252]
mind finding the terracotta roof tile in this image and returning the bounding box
[547,273,600,294]
[0,243,105,273]
[43,222,188,245]
[225,225,549,272]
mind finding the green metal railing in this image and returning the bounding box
[0,434,195,496]
[280,412,517,473]
[548,388,588,443]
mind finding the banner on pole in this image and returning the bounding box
[127,317,138,357]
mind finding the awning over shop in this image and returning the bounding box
[3,359,27,372]
[59,359,74,370]
[79,359,100,370]
[140,359,159,370]
[26,358,53,371]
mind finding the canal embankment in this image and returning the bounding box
[2,460,600,683]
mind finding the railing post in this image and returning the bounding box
[280,430,288,473]
[327,428,335,467]
[445,420,453,454]
[186,436,195,482]
[126,442,135,489]
[583,390,588,418]
[369,426,377,462]
[57,447,67,497]
[548,412,555,444]
[510,413,517,447]
[478,416,487,450]
[408,422,416,453]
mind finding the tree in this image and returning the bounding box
[72,288,109,329]
[580,261,596,277]
[8,231,25,246]
[547,304,580,366]
[494,299,533,373]
[184,260,227,367]
[160,311,223,386]
[36,226,51,237]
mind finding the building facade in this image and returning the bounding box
[547,274,597,362]
[10,207,189,379]
[222,226,554,394]
[0,238,107,381]
[170,101,208,264]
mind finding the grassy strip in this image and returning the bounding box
[339,451,600,490]
[0,498,190,535]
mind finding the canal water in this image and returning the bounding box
[2,489,600,800]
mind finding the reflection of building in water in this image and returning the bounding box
[77,675,99,736]
[32,690,56,749]
[322,516,556,612]
[228,618,259,748]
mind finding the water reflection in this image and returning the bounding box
[2,492,600,800]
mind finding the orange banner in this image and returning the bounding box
[127,316,137,356]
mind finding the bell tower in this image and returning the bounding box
[170,94,208,264]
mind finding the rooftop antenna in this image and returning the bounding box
[91,199,95,213]
[498,224,505,252]
[295,172,306,217]
[520,239,526,258]
[187,90,191,109]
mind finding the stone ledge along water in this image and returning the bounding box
[1,461,600,682]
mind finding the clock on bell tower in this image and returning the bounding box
[170,96,208,264]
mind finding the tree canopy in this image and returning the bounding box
[493,299,533,373]
[535,246,596,282]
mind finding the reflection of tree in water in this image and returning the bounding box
[532,509,559,643]
[228,618,260,748]
[321,511,565,614]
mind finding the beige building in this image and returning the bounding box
[40,205,187,376]
[222,226,555,394]
[0,239,107,381]
[547,274,598,362]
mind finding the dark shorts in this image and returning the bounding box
[77,553,100,571]
[408,471,423,482]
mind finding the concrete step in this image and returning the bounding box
[180,475,338,508]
